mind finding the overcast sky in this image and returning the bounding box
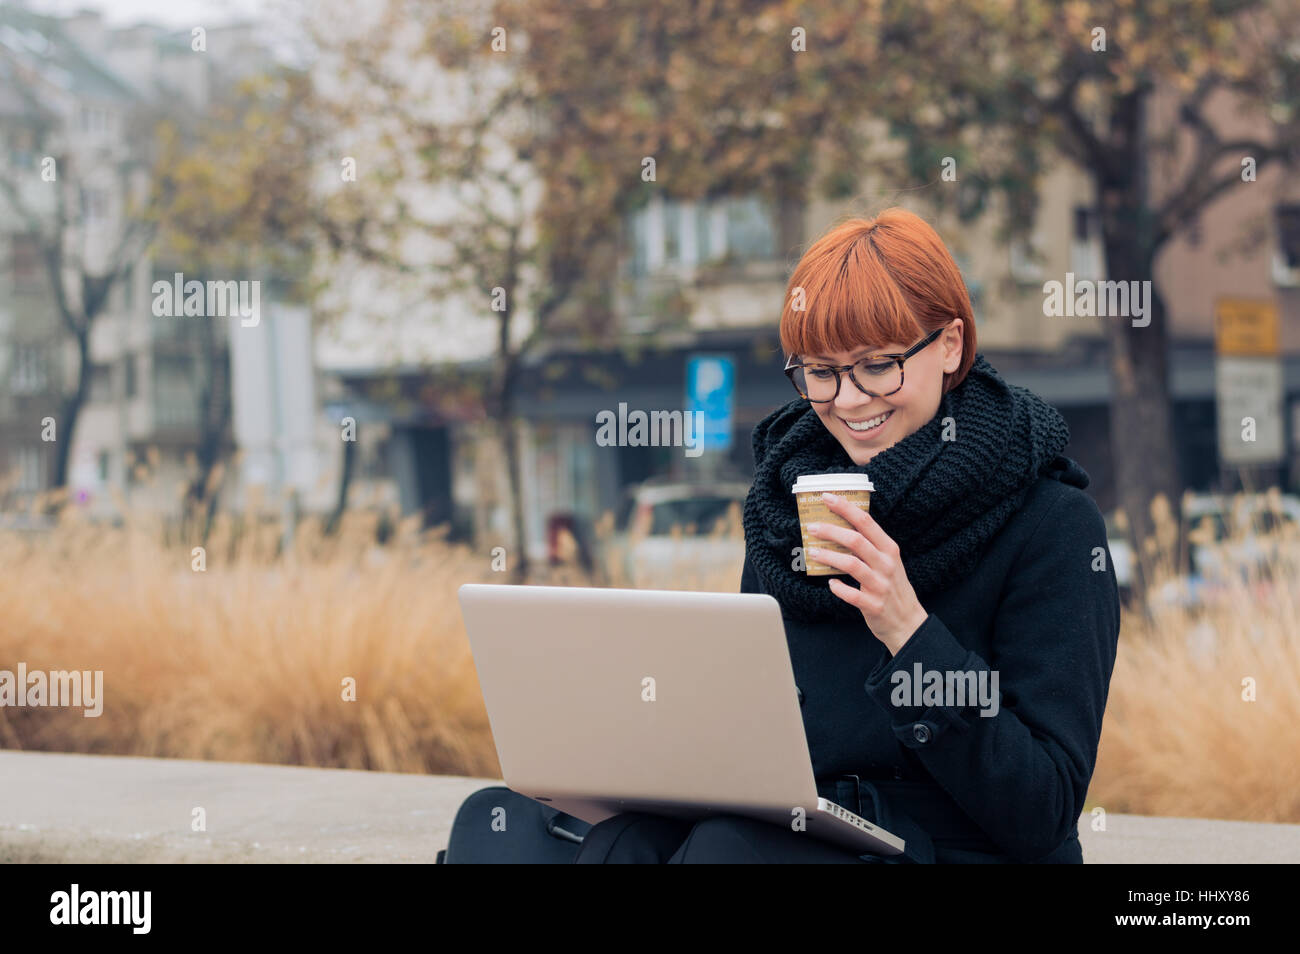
[18,0,310,64]
[22,0,285,30]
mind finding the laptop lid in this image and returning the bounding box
[457,583,821,825]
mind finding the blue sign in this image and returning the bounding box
[686,355,735,451]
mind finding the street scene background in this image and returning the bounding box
[2,0,1299,826]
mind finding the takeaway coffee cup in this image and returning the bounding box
[792,473,875,576]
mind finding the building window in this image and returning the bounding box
[625,193,779,278]
[154,353,192,382]
[11,343,48,394]
[705,203,727,261]
[661,200,681,265]
[1009,236,1045,283]
[15,446,44,493]
[11,234,43,290]
[153,354,197,427]
[98,450,111,483]
[80,105,112,135]
[89,363,114,403]
[1070,205,1103,279]
[723,195,777,261]
[1274,203,1300,287]
[125,354,138,398]
[81,187,109,225]
[6,125,37,168]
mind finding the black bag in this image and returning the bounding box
[817,776,937,864]
[437,786,592,863]
[855,780,936,864]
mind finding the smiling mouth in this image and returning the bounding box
[840,410,894,436]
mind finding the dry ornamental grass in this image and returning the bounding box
[0,499,499,778]
[1,489,1297,823]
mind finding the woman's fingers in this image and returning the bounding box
[805,545,888,594]
[821,492,900,557]
[828,576,884,614]
[805,517,888,575]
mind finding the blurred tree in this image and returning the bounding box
[299,1,550,576]
[829,0,1298,596]
[518,0,1299,598]
[0,42,154,505]
[289,0,1296,597]
[301,0,884,578]
[148,69,317,541]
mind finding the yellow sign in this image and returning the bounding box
[1215,299,1279,356]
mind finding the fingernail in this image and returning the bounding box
[806,522,821,532]
[821,492,838,502]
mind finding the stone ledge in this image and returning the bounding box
[2,750,1297,863]
[0,750,494,863]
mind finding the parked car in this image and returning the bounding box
[1106,492,1300,608]
[1185,493,1300,581]
[607,478,750,587]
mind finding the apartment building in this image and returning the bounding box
[0,7,289,517]
[1,1,1259,560]
[325,124,1300,565]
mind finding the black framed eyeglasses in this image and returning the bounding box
[784,326,945,402]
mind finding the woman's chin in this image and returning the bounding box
[839,442,881,466]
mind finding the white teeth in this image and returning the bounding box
[845,411,891,431]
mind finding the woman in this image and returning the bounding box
[445,207,1121,864]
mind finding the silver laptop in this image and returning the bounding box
[457,583,905,857]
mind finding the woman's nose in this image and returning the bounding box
[834,381,874,412]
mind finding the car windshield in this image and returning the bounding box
[648,496,741,536]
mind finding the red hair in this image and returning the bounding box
[779,207,977,392]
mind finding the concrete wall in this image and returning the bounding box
[3,751,1298,863]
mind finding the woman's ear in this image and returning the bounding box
[942,319,964,374]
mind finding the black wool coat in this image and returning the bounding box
[740,456,1122,863]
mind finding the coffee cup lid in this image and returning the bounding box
[791,473,874,494]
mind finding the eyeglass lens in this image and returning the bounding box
[791,356,901,401]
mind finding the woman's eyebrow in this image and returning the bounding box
[808,345,886,362]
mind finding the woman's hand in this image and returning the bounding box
[804,492,928,655]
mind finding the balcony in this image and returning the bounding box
[150,315,204,350]
[618,193,791,334]
[120,381,203,441]
[152,392,201,432]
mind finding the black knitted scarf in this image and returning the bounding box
[742,353,1080,623]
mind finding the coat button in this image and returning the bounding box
[893,766,905,780]
[912,723,931,744]
[796,686,804,705]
